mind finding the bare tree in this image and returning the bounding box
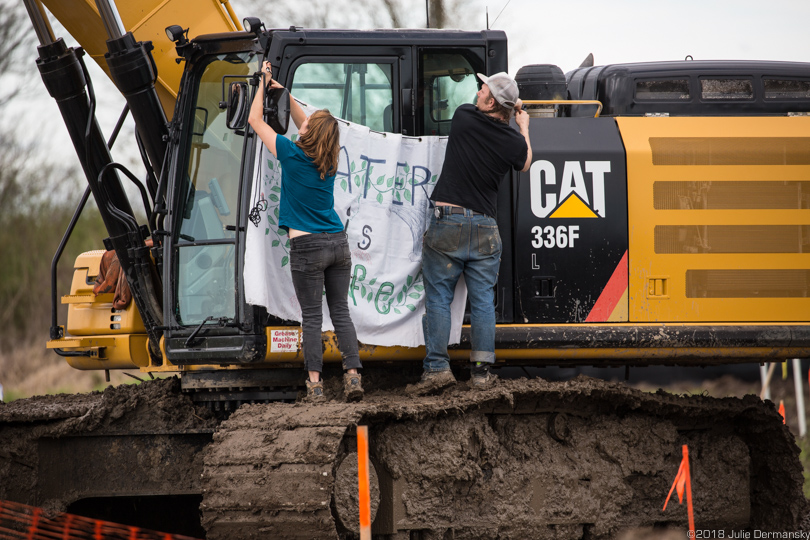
[0,0,35,109]
[0,0,98,345]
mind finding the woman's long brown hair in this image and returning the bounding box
[295,109,340,179]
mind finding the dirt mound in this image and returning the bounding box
[0,377,216,509]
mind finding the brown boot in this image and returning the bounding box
[304,379,326,403]
[343,372,364,402]
[405,369,456,396]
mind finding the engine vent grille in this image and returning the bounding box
[655,225,806,253]
[653,181,810,210]
[686,269,810,298]
[649,137,810,166]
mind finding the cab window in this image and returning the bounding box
[290,61,394,132]
[419,50,484,136]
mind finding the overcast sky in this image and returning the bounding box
[492,0,809,72]
[14,0,810,170]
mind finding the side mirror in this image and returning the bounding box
[225,81,249,130]
[264,87,291,134]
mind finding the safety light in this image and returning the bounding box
[243,17,267,36]
[165,24,188,45]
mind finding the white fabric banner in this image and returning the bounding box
[244,103,467,348]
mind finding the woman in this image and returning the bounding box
[249,61,363,403]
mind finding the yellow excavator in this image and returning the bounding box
[4,0,809,537]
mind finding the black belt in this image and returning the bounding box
[435,205,487,217]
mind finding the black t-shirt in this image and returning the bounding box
[430,103,528,217]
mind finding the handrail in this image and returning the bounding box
[521,99,603,118]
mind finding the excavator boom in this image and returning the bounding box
[38,0,242,116]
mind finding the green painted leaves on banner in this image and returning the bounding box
[351,268,423,316]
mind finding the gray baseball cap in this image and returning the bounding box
[477,72,519,108]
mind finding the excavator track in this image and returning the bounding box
[200,375,807,539]
[201,403,363,539]
[0,376,805,538]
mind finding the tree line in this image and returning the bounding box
[0,1,107,348]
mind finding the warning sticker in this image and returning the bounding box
[270,329,300,353]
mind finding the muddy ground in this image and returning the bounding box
[0,373,808,538]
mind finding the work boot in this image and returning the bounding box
[304,379,326,403]
[470,362,498,388]
[405,369,456,396]
[343,372,364,402]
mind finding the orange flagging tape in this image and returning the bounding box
[0,500,204,540]
[662,445,695,535]
[779,400,786,423]
[357,425,372,540]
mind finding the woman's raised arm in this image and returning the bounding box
[248,61,284,156]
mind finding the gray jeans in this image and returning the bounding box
[290,231,361,373]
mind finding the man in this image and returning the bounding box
[407,72,532,395]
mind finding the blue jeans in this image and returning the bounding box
[421,210,502,372]
[290,232,361,373]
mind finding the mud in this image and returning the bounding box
[0,377,216,512]
[203,375,805,539]
[0,375,806,539]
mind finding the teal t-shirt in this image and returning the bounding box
[275,134,344,234]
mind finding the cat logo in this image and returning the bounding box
[529,160,611,219]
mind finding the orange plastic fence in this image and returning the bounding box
[0,500,203,540]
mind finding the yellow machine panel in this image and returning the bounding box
[63,251,146,336]
[55,334,149,369]
[619,116,810,322]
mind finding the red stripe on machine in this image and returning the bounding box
[585,250,628,322]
